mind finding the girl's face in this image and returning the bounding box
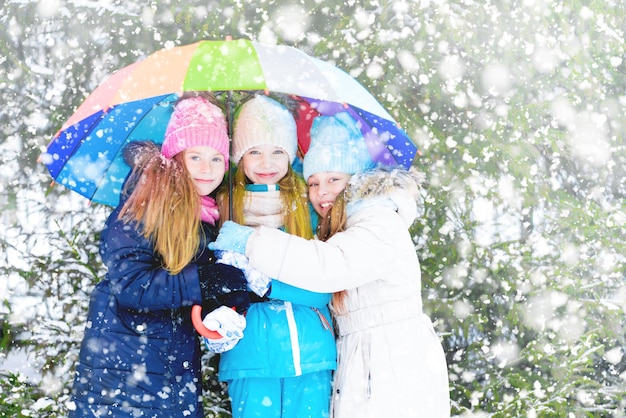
[183,146,226,196]
[241,144,289,184]
[307,171,352,216]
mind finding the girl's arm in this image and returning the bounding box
[246,205,403,293]
[100,217,203,311]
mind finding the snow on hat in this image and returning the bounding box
[303,112,375,180]
[231,95,298,165]
[161,96,230,168]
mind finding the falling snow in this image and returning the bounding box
[1,0,625,417]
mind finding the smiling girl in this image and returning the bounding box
[69,94,249,417]
[215,94,337,418]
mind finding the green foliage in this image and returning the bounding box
[0,371,64,418]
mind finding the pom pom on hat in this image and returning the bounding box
[231,95,298,165]
[303,112,375,180]
[161,96,230,168]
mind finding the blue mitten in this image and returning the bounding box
[208,221,254,255]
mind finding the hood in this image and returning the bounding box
[345,166,426,227]
[345,166,425,202]
[120,140,162,202]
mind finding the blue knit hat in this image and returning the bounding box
[303,112,375,180]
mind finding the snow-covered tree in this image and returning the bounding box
[1,1,624,416]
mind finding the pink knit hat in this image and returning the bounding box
[161,97,230,168]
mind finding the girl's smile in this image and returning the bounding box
[242,144,289,185]
[307,171,352,216]
[183,146,226,196]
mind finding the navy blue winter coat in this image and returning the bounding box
[69,202,213,417]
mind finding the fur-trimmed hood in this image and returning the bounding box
[345,166,425,227]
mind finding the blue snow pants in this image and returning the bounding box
[227,370,332,418]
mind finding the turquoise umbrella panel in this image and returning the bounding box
[51,94,175,204]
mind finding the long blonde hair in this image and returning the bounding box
[118,142,202,274]
[218,165,313,239]
[315,191,349,312]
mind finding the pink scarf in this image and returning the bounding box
[200,195,220,225]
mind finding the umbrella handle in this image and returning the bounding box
[191,305,223,340]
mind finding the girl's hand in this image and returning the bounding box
[201,306,247,353]
[208,221,254,254]
[216,251,271,297]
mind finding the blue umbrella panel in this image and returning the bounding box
[46,94,177,206]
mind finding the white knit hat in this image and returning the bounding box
[231,95,298,165]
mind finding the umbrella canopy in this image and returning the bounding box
[43,39,419,206]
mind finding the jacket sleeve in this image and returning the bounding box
[268,280,331,308]
[246,205,403,293]
[99,214,203,311]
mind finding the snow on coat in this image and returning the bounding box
[245,167,451,417]
[69,203,209,417]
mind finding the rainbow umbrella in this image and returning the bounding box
[42,39,418,206]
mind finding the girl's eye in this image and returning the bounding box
[248,149,260,155]
[273,149,285,155]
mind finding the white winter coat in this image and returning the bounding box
[244,169,451,418]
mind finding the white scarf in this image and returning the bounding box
[243,188,284,229]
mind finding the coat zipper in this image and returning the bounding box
[312,307,332,331]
